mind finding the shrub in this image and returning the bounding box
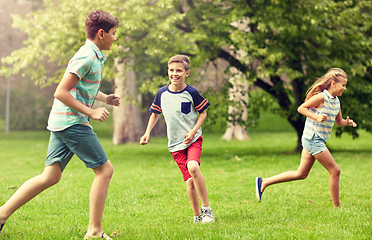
[0,87,51,130]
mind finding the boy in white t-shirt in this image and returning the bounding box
[140,55,214,223]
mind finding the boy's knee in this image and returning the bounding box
[42,163,62,186]
[45,173,62,186]
[107,167,114,179]
[187,162,199,177]
[96,160,113,178]
[102,166,113,180]
[106,161,114,177]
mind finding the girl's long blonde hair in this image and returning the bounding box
[305,68,347,101]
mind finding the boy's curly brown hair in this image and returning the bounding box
[85,10,119,40]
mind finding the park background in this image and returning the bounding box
[0,0,371,239]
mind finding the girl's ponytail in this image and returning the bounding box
[305,68,347,101]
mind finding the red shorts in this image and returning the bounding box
[171,136,203,181]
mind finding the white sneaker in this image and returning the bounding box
[194,214,203,223]
[201,208,215,223]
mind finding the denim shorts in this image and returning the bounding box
[45,124,108,171]
[301,134,327,156]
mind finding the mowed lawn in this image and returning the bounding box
[0,117,371,239]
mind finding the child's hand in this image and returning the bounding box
[106,94,121,106]
[90,107,109,122]
[183,136,192,144]
[346,116,357,127]
[140,135,149,145]
[316,114,328,122]
[184,131,196,144]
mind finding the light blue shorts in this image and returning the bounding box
[301,134,327,156]
[45,124,108,171]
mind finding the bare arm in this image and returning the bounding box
[54,72,109,122]
[139,113,160,145]
[297,94,327,122]
[96,91,121,106]
[335,109,357,127]
[184,110,207,144]
[298,93,357,127]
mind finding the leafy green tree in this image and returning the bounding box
[2,0,372,150]
[119,0,372,150]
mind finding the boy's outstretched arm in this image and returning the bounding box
[54,73,109,122]
[96,91,121,106]
[140,113,160,145]
[184,110,207,144]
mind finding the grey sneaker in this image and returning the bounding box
[201,208,215,223]
[194,214,203,223]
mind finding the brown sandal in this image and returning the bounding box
[84,232,112,240]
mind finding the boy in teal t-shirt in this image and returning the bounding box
[0,10,120,239]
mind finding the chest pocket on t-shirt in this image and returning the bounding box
[181,102,191,114]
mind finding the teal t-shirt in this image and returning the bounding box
[47,40,106,131]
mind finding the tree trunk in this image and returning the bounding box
[218,48,306,151]
[221,66,249,141]
[288,116,305,152]
[112,58,143,145]
[291,77,307,152]
[221,116,250,141]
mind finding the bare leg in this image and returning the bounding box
[86,160,113,237]
[0,163,62,224]
[314,150,341,207]
[187,161,209,208]
[261,149,315,192]
[186,178,200,216]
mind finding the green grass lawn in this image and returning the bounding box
[0,116,371,239]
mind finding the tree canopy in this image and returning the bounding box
[1,0,372,150]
